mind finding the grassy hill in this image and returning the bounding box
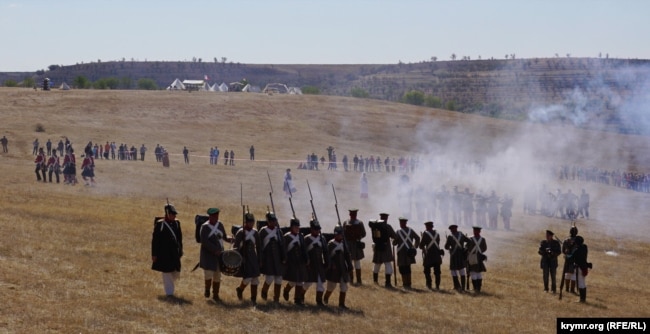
[0,88,649,333]
[4,57,650,135]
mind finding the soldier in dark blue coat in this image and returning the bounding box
[303,219,329,306]
[234,213,261,305]
[538,230,562,293]
[258,213,285,303]
[444,224,469,292]
[151,204,183,297]
[282,218,309,305]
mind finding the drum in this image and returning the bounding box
[220,250,242,276]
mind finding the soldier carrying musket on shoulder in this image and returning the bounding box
[393,217,420,290]
[258,212,286,303]
[233,212,261,305]
[303,218,329,306]
[420,221,444,290]
[324,226,353,309]
[282,218,309,306]
[444,224,469,292]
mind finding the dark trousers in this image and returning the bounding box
[48,170,60,183]
[542,266,557,291]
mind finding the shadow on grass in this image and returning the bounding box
[157,295,193,305]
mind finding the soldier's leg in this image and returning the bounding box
[283,281,295,301]
[261,276,272,300]
[354,260,362,285]
[249,277,259,304]
[373,263,381,284]
[212,270,222,300]
[294,283,304,305]
[576,270,586,303]
[339,280,349,309]
[550,266,557,293]
[433,264,441,290]
[273,276,283,303]
[543,266,550,292]
[385,262,394,288]
[324,281,336,304]
[203,270,214,298]
[424,265,432,289]
[459,268,466,292]
[451,270,460,290]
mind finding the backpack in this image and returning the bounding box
[194,215,209,243]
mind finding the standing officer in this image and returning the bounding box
[233,213,261,305]
[444,224,469,292]
[343,208,366,285]
[369,213,397,288]
[393,217,420,289]
[419,221,443,290]
[538,230,562,293]
[151,204,183,298]
[466,226,487,293]
[258,212,286,303]
[324,226,353,309]
[200,208,230,301]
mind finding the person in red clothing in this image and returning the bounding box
[34,147,46,182]
[81,154,96,186]
[46,150,61,183]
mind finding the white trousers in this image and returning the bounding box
[162,271,180,296]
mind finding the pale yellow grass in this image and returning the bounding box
[0,88,649,333]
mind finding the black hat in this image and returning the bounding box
[334,226,344,235]
[266,212,277,221]
[574,236,584,245]
[207,208,220,215]
[399,217,408,222]
[570,226,578,236]
[448,224,458,230]
[424,221,434,226]
[290,218,300,227]
[546,230,554,236]
[244,213,255,222]
[310,220,321,230]
[348,208,359,213]
[165,204,178,215]
[472,226,482,231]
[379,213,389,219]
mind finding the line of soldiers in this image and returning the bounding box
[525,187,590,220]
[365,213,488,293]
[152,204,355,309]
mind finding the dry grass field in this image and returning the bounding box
[1,88,649,333]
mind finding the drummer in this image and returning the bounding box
[199,208,233,301]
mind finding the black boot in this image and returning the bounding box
[452,276,460,291]
[578,288,586,303]
[434,274,441,290]
[385,274,393,288]
[477,279,482,293]
[471,279,478,292]
[425,273,432,290]
[373,272,379,284]
[460,276,466,292]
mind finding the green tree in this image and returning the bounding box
[137,78,158,90]
[93,79,107,89]
[350,87,369,98]
[22,77,35,88]
[104,77,119,89]
[120,77,133,89]
[73,76,90,89]
[4,79,17,87]
[424,95,442,108]
[445,100,456,111]
[48,64,61,71]
[301,86,320,95]
[402,90,425,106]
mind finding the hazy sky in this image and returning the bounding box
[1,0,648,71]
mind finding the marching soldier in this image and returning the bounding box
[343,208,366,285]
[233,213,261,305]
[303,219,329,306]
[572,235,590,303]
[393,217,420,289]
[151,204,183,298]
[200,208,230,301]
[258,212,286,303]
[46,149,61,183]
[282,218,309,305]
[466,226,487,293]
[562,225,579,295]
[419,221,443,290]
[444,224,469,292]
[324,226,353,309]
[34,147,46,182]
[369,213,397,288]
[538,230,562,293]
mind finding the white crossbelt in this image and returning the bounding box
[330,240,344,258]
[306,235,322,252]
[424,230,439,251]
[396,228,414,252]
[262,227,279,249]
[286,233,301,252]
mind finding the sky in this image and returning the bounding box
[0,0,649,71]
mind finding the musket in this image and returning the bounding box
[241,183,245,225]
[267,170,276,214]
[332,184,353,279]
[286,180,296,219]
[331,184,341,226]
[307,180,318,222]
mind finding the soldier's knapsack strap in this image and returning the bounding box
[396,228,414,252]
[424,230,439,252]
